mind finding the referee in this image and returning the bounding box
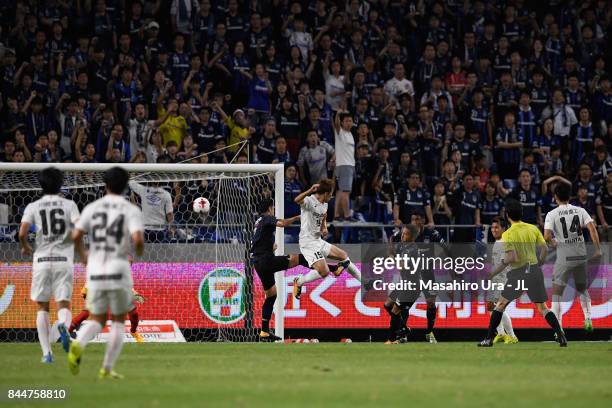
[478,199,567,347]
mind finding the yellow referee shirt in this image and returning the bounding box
[501,221,546,269]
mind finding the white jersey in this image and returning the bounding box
[76,194,143,290]
[299,195,328,245]
[129,181,173,231]
[334,128,355,167]
[21,195,80,262]
[544,204,592,262]
[491,240,511,283]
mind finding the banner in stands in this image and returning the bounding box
[0,263,610,329]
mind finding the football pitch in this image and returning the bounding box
[1,342,611,408]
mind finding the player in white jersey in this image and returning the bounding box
[487,217,518,344]
[68,167,145,379]
[292,178,363,299]
[18,167,80,363]
[543,182,601,333]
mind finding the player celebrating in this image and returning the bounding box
[69,167,145,379]
[479,199,566,347]
[69,286,145,343]
[543,182,601,334]
[488,217,518,344]
[292,179,362,298]
[18,167,80,363]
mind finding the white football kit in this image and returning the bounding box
[544,204,592,286]
[488,240,511,302]
[76,194,144,314]
[22,195,80,302]
[299,195,331,267]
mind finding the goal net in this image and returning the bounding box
[0,163,286,342]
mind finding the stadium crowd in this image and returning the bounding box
[0,0,612,242]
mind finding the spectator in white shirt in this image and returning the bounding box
[287,16,313,63]
[333,109,356,221]
[384,62,415,106]
[542,88,578,139]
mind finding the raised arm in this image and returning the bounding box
[276,215,300,228]
[294,184,319,205]
[211,101,229,122]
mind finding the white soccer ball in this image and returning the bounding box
[193,197,210,214]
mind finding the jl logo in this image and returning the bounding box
[198,268,246,324]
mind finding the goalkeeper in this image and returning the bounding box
[251,198,338,342]
[69,286,145,343]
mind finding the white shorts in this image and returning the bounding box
[553,261,587,287]
[30,262,73,302]
[300,239,332,267]
[86,288,134,316]
[486,272,507,303]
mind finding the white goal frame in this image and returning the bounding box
[0,162,287,340]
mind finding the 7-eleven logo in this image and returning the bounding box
[199,268,246,324]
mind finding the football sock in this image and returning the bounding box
[501,312,515,338]
[49,322,61,343]
[128,309,140,333]
[58,307,72,328]
[426,305,437,332]
[70,310,90,333]
[261,295,276,332]
[544,311,564,337]
[383,303,394,316]
[496,314,506,335]
[487,310,503,340]
[342,258,362,281]
[297,269,322,286]
[76,320,103,348]
[103,322,125,372]
[579,291,592,320]
[400,306,410,326]
[551,294,562,327]
[36,311,51,356]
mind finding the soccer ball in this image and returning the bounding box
[193,197,210,214]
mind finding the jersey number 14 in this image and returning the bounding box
[559,214,582,239]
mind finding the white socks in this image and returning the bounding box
[58,307,72,328]
[501,312,515,338]
[76,320,103,349]
[49,322,61,343]
[579,291,592,320]
[552,294,562,328]
[342,258,362,281]
[36,311,51,356]
[103,322,125,372]
[496,318,506,335]
[297,269,322,286]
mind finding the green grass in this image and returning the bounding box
[1,342,611,408]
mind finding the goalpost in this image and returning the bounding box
[0,163,286,342]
